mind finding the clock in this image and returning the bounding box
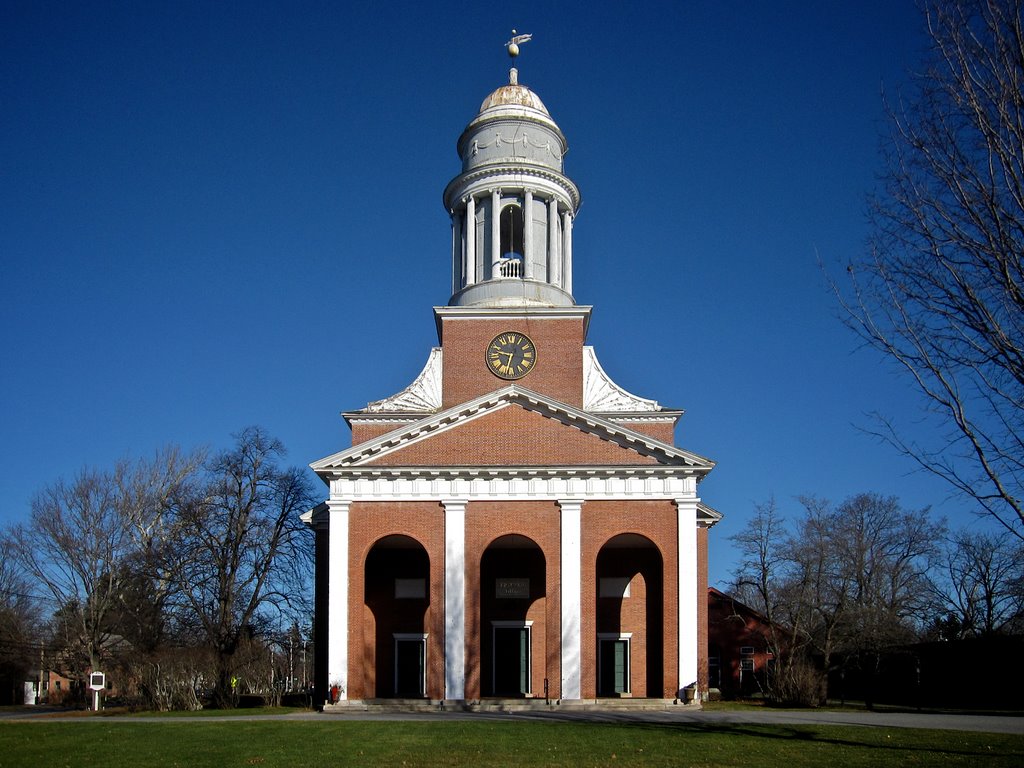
[486,331,537,380]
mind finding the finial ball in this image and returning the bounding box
[507,42,520,58]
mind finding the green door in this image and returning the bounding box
[599,639,629,696]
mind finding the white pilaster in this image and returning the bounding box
[327,499,350,700]
[491,189,501,274]
[548,198,560,287]
[523,189,534,279]
[465,196,476,285]
[558,499,583,700]
[444,500,467,700]
[562,211,573,294]
[451,210,462,294]
[675,497,698,697]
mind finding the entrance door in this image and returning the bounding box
[599,638,630,696]
[493,626,530,696]
[394,637,425,697]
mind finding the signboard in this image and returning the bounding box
[495,578,529,599]
[89,672,105,691]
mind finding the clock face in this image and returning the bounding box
[486,331,537,380]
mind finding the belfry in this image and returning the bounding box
[306,37,720,707]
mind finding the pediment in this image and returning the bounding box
[311,385,713,475]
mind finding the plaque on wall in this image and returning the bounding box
[495,578,529,599]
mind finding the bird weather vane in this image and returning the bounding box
[506,30,532,58]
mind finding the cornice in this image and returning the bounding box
[443,165,581,210]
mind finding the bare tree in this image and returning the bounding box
[841,0,1024,537]
[10,450,200,680]
[936,528,1024,636]
[11,468,133,676]
[165,427,315,708]
[732,493,945,705]
[0,532,40,700]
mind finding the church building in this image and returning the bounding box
[306,41,720,706]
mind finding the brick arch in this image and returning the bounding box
[595,532,665,698]
[363,535,431,698]
[479,533,548,697]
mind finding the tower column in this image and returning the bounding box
[523,188,534,279]
[562,211,573,295]
[675,496,698,699]
[490,188,501,275]
[559,499,583,700]
[326,499,350,701]
[548,197,561,288]
[451,209,462,293]
[464,196,476,285]
[443,500,467,701]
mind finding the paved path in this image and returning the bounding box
[4,706,1021,734]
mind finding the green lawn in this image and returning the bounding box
[1,718,1020,767]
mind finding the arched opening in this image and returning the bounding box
[364,535,430,698]
[595,533,664,697]
[479,534,546,697]
[499,204,524,275]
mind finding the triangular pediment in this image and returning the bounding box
[311,385,713,475]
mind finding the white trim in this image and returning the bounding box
[326,473,703,503]
[559,499,582,700]
[327,500,350,701]
[444,500,467,700]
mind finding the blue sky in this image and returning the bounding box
[1,1,986,588]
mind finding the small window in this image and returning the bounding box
[740,659,754,672]
[740,646,755,656]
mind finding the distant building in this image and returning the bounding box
[707,588,778,698]
[305,49,721,706]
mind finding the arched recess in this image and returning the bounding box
[499,204,525,265]
[364,535,430,698]
[479,534,546,697]
[595,533,664,698]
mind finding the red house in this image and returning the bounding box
[707,588,778,698]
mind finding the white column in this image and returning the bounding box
[444,500,467,701]
[675,497,698,698]
[562,211,573,295]
[491,189,502,274]
[523,189,534,279]
[450,210,462,294]
[558,499,583,700]
[548,198,561,288]
[464,196,476,285]
[327,499,350,701]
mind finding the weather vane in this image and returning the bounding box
[506,29,532,59]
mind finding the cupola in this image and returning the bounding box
[443,37,581,308]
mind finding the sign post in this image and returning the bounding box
[88,672,105,712]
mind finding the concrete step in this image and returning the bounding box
[323,697,699,714]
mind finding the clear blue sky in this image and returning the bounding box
[1,1,986,588]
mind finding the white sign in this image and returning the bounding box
[89,672,105,691]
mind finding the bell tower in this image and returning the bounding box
[442,37,581,308]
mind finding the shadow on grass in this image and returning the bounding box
[493,712,1022,762]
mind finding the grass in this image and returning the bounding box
[1,716,1021,768]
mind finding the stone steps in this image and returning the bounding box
[323,698,698,714]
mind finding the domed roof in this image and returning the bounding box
[479,83,549,115]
